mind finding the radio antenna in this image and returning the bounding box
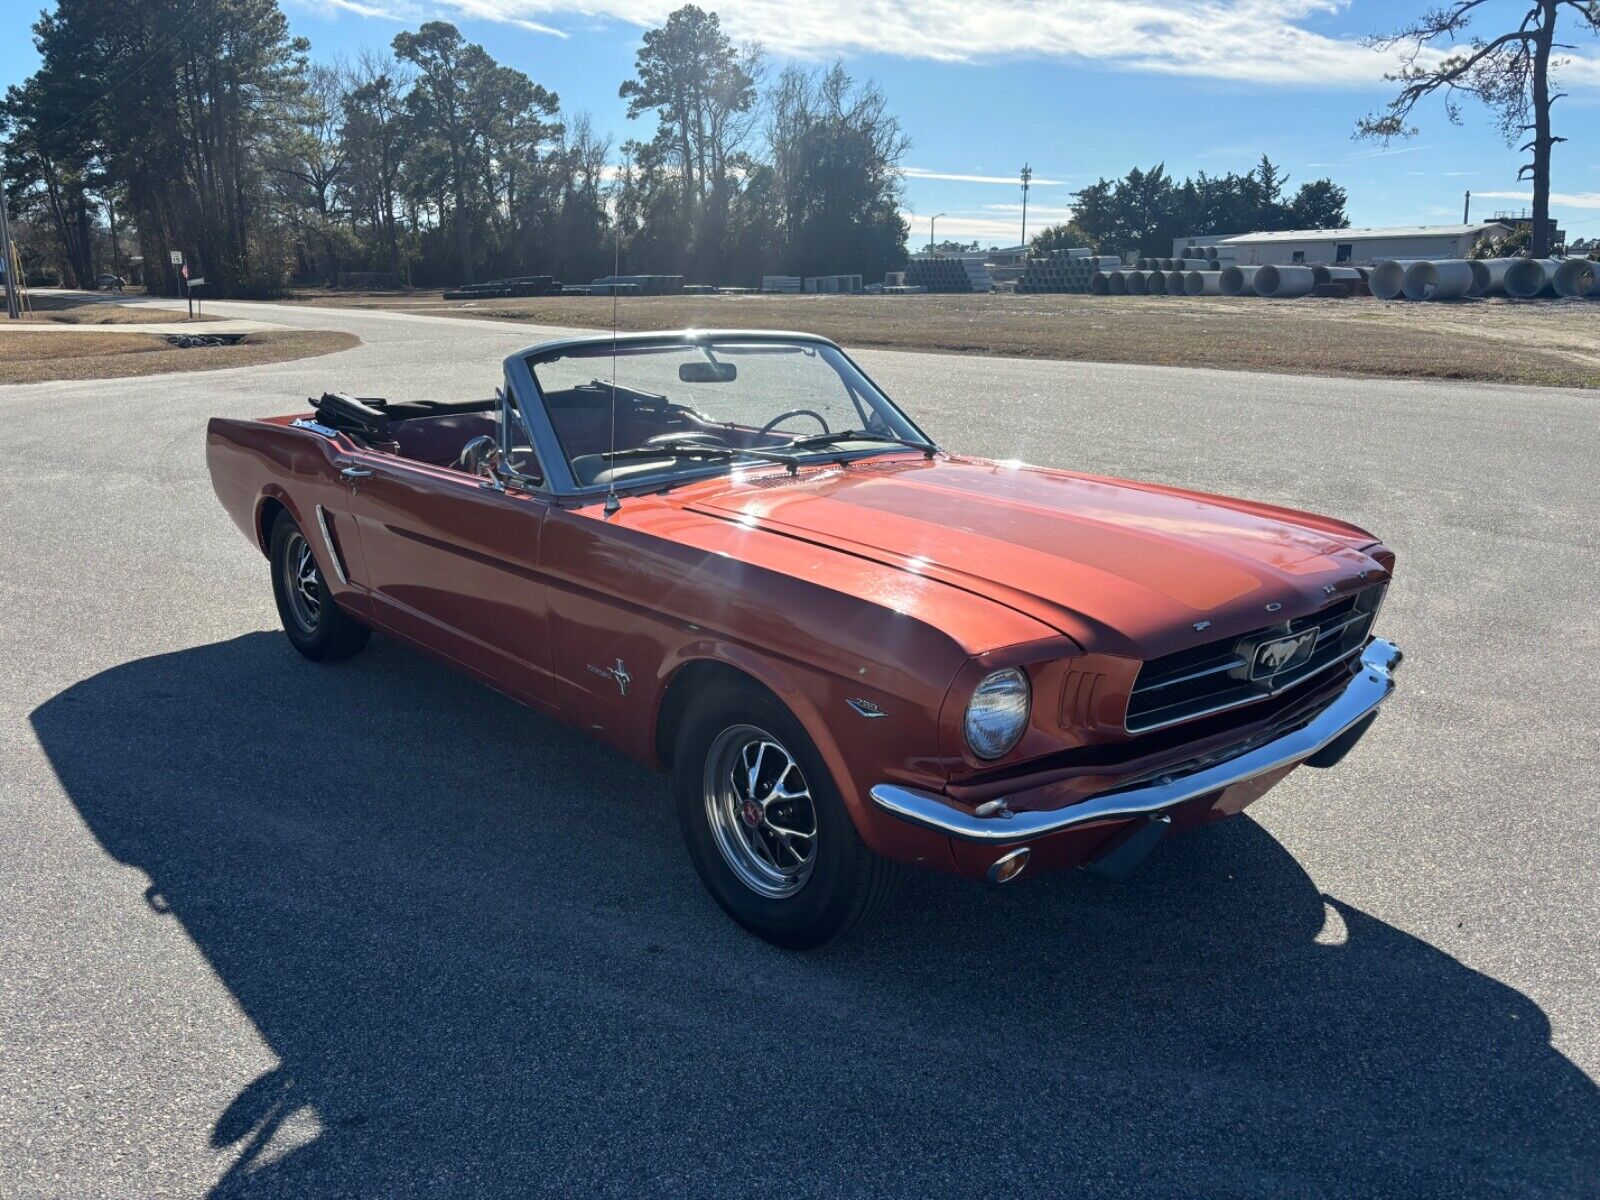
[603,224,622,517]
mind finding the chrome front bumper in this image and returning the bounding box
[869,638,1403,845]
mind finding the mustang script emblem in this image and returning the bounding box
[1250,630,1318,681]
[587,659,632,696]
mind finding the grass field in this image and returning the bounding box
[0,329,359,384]
[284,288,1600,389]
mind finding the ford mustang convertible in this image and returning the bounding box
[207,330,1402,947]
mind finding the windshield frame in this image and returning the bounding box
[504,331,935,502]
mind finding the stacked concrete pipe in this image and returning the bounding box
[1089,271,1111,295]
[1146,270,1169,295]
[1504,258,1561,298]
[1107,271,1128,295]
[1125,270,1149,295]
[1183,270,1223,296]
[1403,259,1474,301]
[1254,264,1316,298]
[1219,265,1260,296]
[1552,258,1600,298]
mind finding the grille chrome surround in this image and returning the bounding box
[1125,586,1385,734]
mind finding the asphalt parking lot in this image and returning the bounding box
[2,299,1596,1197]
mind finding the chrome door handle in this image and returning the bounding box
[340,466,374,480]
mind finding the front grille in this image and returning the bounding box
[1125,586,1383,733]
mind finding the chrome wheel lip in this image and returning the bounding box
[283,530,322,634]
[702,724,819,900]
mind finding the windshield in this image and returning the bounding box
[527,339,930,490]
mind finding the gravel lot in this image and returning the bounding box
[2,298,1596,1197]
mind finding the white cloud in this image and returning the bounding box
[901,167,1068,185]
[301,0,1600,91]
[1475,190,1600,210]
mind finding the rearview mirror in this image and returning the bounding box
[678,361,737,383]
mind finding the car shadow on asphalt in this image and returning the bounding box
[31,632,1599,1197]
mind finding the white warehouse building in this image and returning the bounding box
[1174,222,1512,266]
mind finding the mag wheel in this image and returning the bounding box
[702,725,819,900]
[675,682,899,948]
[269,510,371,662]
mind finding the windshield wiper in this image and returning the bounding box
[598,443,802,472]
[780,429,938,457]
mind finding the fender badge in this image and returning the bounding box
[1193,620,1212,632]
[846,698,887,718]
[587,659,631,697]
[1265,602,1283,613]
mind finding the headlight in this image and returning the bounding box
[964,667,1031,759]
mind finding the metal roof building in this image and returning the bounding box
[1175,223,1512,266]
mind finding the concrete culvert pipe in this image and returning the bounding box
[1125,270,1148,295]
[1254,264,1316,298]
[1107,271,1128,295]
[1311,265,1363,288]
[1146,270,1169,295]
[1219,265,1259,296]
[1505,258,1561,298]
[1369,260,1408,300]
[1553,258,1600,298]
[1469,257,1517,297]
[1089,272,1111,295]
[1184,270,1222,296]
[1403,259,1474,301]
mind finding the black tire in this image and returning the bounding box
[268,509,370,662]
[674,682,899,948]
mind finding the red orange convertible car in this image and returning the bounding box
[208,330,1402,946]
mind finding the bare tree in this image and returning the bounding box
[1357,1,1600,257]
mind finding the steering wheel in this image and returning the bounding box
[756,409,830,439]
[644,430,733,449]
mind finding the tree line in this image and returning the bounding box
[1031,157,1349,257]
[2,1,910,296]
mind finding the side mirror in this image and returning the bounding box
[678,361,737,383]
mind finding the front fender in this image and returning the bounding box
[652,641,961,872]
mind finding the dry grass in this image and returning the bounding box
[16,291,221,325]
[284,288,1600,389]
[0,329,359,384]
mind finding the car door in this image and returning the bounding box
[338,450,556,712]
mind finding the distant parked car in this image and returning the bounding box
[206,329,1404,947]
[96,274,125,292]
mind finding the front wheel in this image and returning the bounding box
[269,510,370,662]
[674,683,899,948]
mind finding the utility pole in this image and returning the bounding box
[930,213,945,253]
[1019,163,1032,249]
[0,154,20,320]
[1463,189,1471,224]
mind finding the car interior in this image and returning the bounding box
[307,385,777,491]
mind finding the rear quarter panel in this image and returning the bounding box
[205,416,370,617]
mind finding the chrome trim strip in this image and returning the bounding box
[869,639,1402,845]
[314,505,349,586]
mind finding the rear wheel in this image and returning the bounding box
[674,682,899,948]
[269,510,370,662]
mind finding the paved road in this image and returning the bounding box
[3,300,1596,1197]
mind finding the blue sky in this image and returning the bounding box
[6,0,1599,243]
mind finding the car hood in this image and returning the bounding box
[683,456,1385,656]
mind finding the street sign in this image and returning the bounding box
[188,277,205,287]
[169,250,184,265]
